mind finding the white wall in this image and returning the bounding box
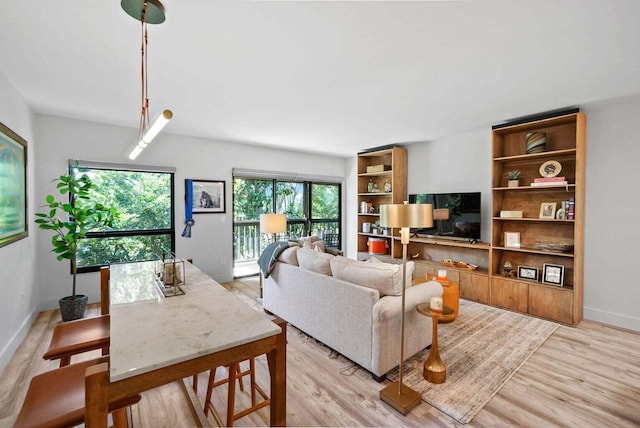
[0,71,37,370]
[581,95,640,331]
[33,115,347,311]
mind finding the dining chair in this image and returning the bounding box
[203,357,270,427]
[42,266,111,367]
[13,356,141,428]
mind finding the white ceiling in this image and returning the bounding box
[1,0,639,157]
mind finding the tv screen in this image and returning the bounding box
[408,192,481,241]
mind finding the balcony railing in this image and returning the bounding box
[233,220,340,263]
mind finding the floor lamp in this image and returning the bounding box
[379,201,433,415]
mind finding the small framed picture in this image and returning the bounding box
[539,202,557,219]
[542,263,565,286]
[187,179,226,214]
[517,265,539,281]
[504,231,521,248]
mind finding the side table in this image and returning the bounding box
[416,303,454,384]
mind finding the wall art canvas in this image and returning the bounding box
[188,179,226,213]
[0,121,28,247]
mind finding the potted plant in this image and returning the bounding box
[35,167,117,321]
[507,170,522,187]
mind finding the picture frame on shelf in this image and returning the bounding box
[539,202,557,219]
[187,179,226,214]
[0,121,28,248]
[517,265,539,281]
[542,263,565,286]
[504,231,521,248]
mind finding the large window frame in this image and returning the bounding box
[73,160,176,273]
[232,169,342,274]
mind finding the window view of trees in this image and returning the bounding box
[74,166,174,271]
[233,177,341,275]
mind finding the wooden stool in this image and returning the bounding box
[204,357,270,427]
[43,267,111,367]
[14,356,141,428]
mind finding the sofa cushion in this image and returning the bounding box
[302,239,325,253]
[278,246,299,266]
[366,256,414,286]
[297,246,333,275]
[330,256,409,296]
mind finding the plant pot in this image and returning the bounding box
[508,179,520,188]
[59,294,88,322]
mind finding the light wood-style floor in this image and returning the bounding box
[1,276,639,427]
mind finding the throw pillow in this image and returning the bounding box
[303,239,325,253]
[297,246,333,275]
[366,256,414,287]
[277,246,299,266]
[330,256,405,296]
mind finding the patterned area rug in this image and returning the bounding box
[387,299,558,424]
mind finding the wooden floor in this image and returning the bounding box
[1,276,639,427]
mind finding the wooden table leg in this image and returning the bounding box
[267,319,287,426]
[423,315,446,384]
[85,362,110,427]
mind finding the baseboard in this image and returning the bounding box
[0,309,39,372]
[584,306,640,333]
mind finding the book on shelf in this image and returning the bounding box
[530,181,568,187]
[534,176,565,183]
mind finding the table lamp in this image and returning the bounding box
[260,213,287,242]
[433,208,449,236]
[379,201,433,414]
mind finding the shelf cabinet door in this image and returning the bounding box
[491,277,528,313]
[529,285,574,324]
[460,272,489,304]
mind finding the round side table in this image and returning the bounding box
[416,303,454,384]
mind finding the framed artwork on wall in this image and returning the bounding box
[187,179,226,213]
[0,121,28,248]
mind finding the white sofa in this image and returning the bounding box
[262,247,443,381]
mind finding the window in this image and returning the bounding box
[232,173,341,277]
[73,160,175,272]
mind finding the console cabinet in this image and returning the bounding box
[491,111,585,326]
[357,146,407,258]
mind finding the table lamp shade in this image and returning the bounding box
[260,213,287,234]
[380,203,434,229]
[433,208,449,221]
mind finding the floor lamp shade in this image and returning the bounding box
[378,202,433,414]
[260,213,287,235]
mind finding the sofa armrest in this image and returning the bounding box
[373,280,443,322]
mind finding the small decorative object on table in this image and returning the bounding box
[155,251,186,297]
[429,296,443,312]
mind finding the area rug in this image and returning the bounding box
[387,299,558,424]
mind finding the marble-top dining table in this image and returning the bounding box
[84,260,287,427]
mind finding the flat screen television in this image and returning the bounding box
[408,192,481,241]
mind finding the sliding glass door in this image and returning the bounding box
[232,177,341,277]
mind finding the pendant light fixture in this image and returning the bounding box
[122,0,173,160]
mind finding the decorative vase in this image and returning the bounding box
[508,179,519,187]
[59,294,88,322]
[525,132,547,154]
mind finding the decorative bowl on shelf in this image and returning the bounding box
[441,259,479,270]
[534,241,574,252]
